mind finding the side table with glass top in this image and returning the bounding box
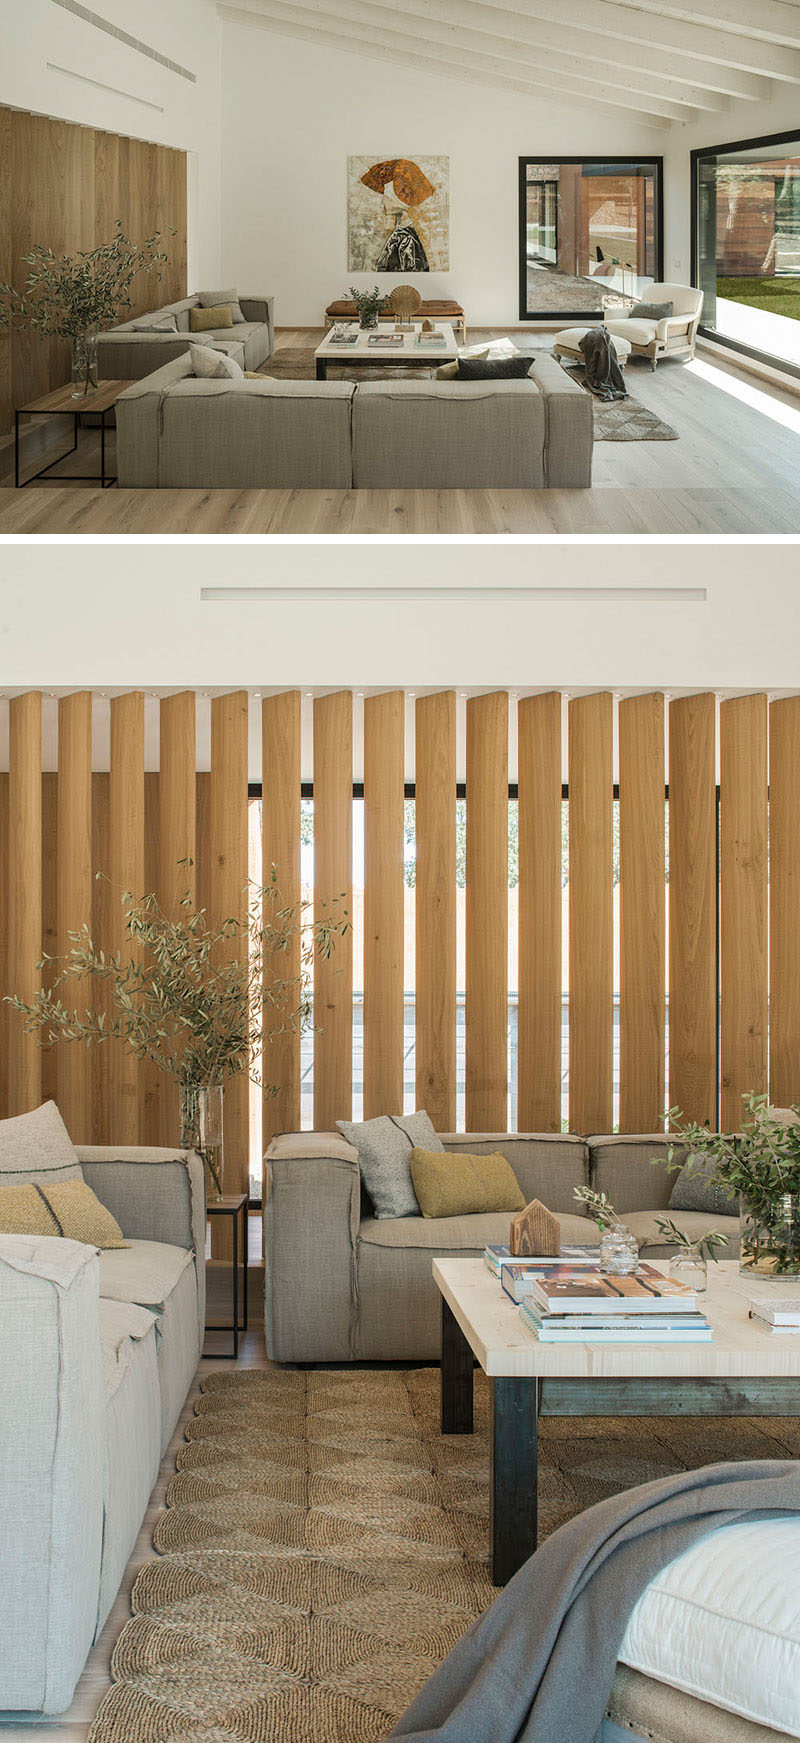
[204,1193,249,1360]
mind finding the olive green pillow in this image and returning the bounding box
[189,303,233,332]
[0,1177,128,1247]
[410,1148,525,1218]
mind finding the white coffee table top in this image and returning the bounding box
[316,321,458,361]
[433,1257,800,1380]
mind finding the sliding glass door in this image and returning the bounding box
[693,131,800,373]
[518,158,663,320]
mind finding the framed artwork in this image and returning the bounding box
[348,156,450,272]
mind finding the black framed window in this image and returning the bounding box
[692,128,800,378]
[518,157,663,321]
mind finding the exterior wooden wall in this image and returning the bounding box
[0,106,187,438]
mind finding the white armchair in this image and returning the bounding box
[605,283,704,371]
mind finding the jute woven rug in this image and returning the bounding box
[87,1367,800,1743]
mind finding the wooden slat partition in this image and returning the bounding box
[313,692,353,1130]
[769,696,800,1106]
[619,693,666,1132]
[8,693,42,1114]
[109,692,145,1143]
[40,774,58,1112]
[91,773,111,1144]
[415,692,457,1131]
[210,693,250,1220]
[0,775,8,1119]
[57,693,93,1142]
[669,694,717,1127]
[568,692,613,1133]
[262,692,302,1146]
[364,692,405,1119]
[466,692,508,1131]
[720,694,768,1128]
[159,693,197,1144]
[517,693,562,1133]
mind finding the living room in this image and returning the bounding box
[1,546,800,1742]
[3,0,800,532]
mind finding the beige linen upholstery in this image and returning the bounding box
[605,1664,797,1743]
[623,1208,741,1258]
[589,1134,686,1212]
[97,291,274,381]
[605,282,704,369]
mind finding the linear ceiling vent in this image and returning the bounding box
[199,586,708,604]
[51,0,197,83]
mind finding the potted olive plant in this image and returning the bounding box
[663,1095,800,1276]
[0,220,172,396]
[346,284,390,330]
[7,870,349,1199]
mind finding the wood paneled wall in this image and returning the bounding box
[0,689,798,1188]
[0,105,187,437]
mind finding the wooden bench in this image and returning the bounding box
[325,298,466,342]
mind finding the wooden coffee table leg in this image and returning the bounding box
[316,358,326,380]
[441,1296,474,1434]
[490,1377,540,1586]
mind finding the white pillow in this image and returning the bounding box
[189,344,245,380]
[131,313,179,333]
[0,1101,82,1186]
[197,287,245,323]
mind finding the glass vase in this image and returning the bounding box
[71,331,99,398]
[740,1194,800,1275]
[358,308,379,330]
[179,1083,225,1202]
[600,1226,639,1277]
[670,1245,708,1294]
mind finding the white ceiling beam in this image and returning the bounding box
[610,0,800,51]
[224,0,693,117]
[344,0,772,98]
[239,0,731,108]
[421,0,800,81]
[220,1,674,122]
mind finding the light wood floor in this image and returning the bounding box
[1,330,800,535]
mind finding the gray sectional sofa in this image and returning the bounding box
[114,350,593,490]
[0,1145,205,1715]
[263,1129,734,1363]
[97,292,274,381]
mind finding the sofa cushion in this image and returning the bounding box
[410,1147,525,1218]
[131,313,179,333]
[604,318,659,347]
[629,299,674,322]
[98,1298,158,1401]
[189,303,233,333]
[198,287,245,323]
[98,1238,193,1310]
[359,1209,594,1251]
[623,1208,740,1256]
[190,342,244,380]
[337,1112,443,1219]
[669,1154,740,1218]
[0,1177,127,1247]
[158,378,355,490]
[352,378,546,490]
[442,1134,589,1212]
[589,1135,686,1214]
[0,1100,83,1187]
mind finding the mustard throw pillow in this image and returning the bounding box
[410,1148,525,1219]
[189,303,233,332]
[0,1182,61,1236]
[42,1178,128,1248]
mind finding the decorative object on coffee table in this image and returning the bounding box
[324,295,466,340]
[510,1198,560,1257]
[389,284,422,324]
[346,284,390,330]
[573,1184,640,1276]
[315,321,458,380]
[662,1096,800,1276]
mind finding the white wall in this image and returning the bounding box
[0,0,223,286]
[219,20,661,327]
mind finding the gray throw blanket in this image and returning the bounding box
[390,1459,800,1743]
[579,326,628,401]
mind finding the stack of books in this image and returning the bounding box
[367,332,404,347]
[748,1296,800,1334]
[484,1243,599,1279]
[515,1262,712,1344]
[415,330,446,347]
[328,323,359,345]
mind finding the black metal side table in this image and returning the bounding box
[204,1193,248,1360]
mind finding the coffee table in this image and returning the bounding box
[434,1257,800,1586]
[315,322,458,380]
[14,379,133,488]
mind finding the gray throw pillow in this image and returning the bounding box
[198,287,245,323]
[630,300,674,322]
[669,1154,739,1218]
[189,343,245,380]
[130,313,179,333]
[337,1110,444,1219]
[0,1101,83,1187]
[456,357,534,381]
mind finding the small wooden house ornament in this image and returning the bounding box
[509,1198,560,1258]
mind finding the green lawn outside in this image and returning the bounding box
[717,275,800,321]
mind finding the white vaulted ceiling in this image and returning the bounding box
[217,0,800,128]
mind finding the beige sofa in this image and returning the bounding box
[115,351,593,490]
[97,292,274,381]
[262,1129,735,1363]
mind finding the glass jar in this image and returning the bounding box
[71,331,99,398]
[740,1194,800,1275]
[600,1226,639,1276]
[358,306,379,330]
[670,1244,708,1294]
[179,1083,225,1202]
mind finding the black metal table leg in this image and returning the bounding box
[241,1199,248,1334]
[316,358,326,380]
[231,1202,239,1360]
[441,1296,474,1433]
[490,1377,540,1586]
[15,411,20,489]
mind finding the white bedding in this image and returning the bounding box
[619,1516,800,1736]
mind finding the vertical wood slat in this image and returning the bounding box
[8,693,42,1115]
[210,692,251,1220]
[0,775,8,1120]
[159,693,197,1143]
[517,693,562,1133]
[313,693,353,1130]
[109,692,145,1143]
[41,774,58,1110]
[91,773,110,1144]
[568,692,613,1134]
[57,693,93,1142]
[769,696,800,1106]
[465,692,509,1132]
[363,692,405,1119]
[142,772,161,1147]
[669,694,717,1127]
[720,693,768,1129]
[415,692,457,1131]
[262,693,302,1147]
[619,693,666,1132]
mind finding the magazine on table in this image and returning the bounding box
[525,1262,698,1314]
[484,1244,600,1277]
[519,1302,712,1344]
